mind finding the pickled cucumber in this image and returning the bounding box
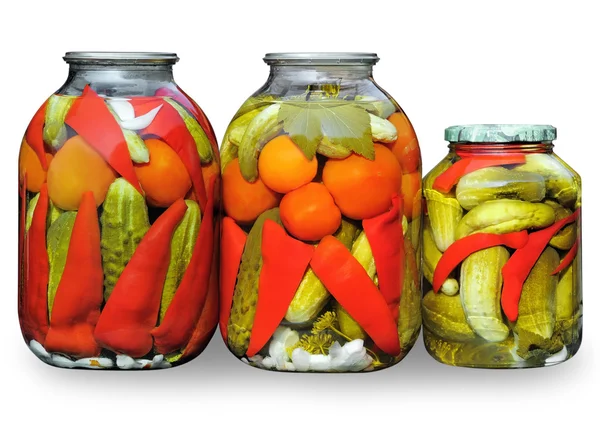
[455,199,555,239]
[159,200,201,322]
[515,247,561,359]
[100,178,151,301]
[422,290,475,342]
[46,211,77,317]
[227,208,281,356]
[545,200,577,250]
[398,240,421,348]
[456,166,545,210]
[26,193,62,232]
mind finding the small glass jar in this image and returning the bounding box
[18,52,221,369]
[219,52,422,372]
[422,124,582,368]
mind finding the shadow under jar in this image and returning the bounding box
[18,52,221,370]
[422,124,582,368]
[219,52,423,372]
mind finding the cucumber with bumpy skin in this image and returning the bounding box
[100,178,151,301]
[46,211,77,317]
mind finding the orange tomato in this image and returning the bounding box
[134,138,192,208]
[387,112,421,174]
[19,140,53,193]
[223,158,281,225]
[280,183,341,241]
[47,135,117,210]
[258,135,318,193]
[401,172,422,220]
[201,159,221,204]
[322,144,402,220]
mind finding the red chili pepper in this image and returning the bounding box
[20,183,50,344]
[552,237,580,275]
[152,176,217,354]
[65,85,142,192]
[246,219,315,357]
[44,191,103,357]
[154,87,218,151]
[219,216,247,341]
[362,194,404,323]
[433,230,530,292]
[180,221,221,361]
[25,99,49,170]
[433,154,526,193]
[94,199,188,357]
[136,99,208,209]
[311,235,401,356]
[501,208,581,321]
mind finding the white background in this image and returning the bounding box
[0,0,598,423]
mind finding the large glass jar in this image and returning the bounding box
[18,52,221,370]
[219,52,422,372]
[422,125,582,368]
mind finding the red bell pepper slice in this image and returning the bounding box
[362,194,404,323]
[432,230,530,292]
[219,216,247,341]
[311,236,401,356]
[433,154,526,193]
[552,236,580,275]
[20,183,50,344]
[44,191,103,357]
[152,176,217,354]
[245,219,315,357]
[501,208,581,321]
[18,173,27,325]
[25,99,49,170]
[65,85,142,192]
[136,99,208,209]
[154,86,218,151]
[94,199,188,357]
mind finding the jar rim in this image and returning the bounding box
[263,52,379,66]
[445,124,557,144]
[63,52,179,65]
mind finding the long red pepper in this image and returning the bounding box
[180,223,221,361]
[246,219,315,357]
[65,85,142,192]
[154,87,218,151]
[433,154,526,193]
[152,176,217,354]
[501,208,581,321]
[44,191,103,357]
[432,230,530,292]
[219,216,247,340]
[136,99,208,209]
[362,194,404,323]
[552,236,580,275]
[25,99,49,170]
[94,199,188,357]
[21,183,50,343]
[311,236,401,356]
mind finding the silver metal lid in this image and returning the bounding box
[445,124,557,144]
[263,52,379,66]
[63,52,179,65]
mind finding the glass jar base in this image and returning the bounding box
[423,328,582,369]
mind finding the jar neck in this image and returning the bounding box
[58,64,175,97]
[451,142,553,156]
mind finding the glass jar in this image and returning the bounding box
[422,124,582,368]
[18,52,221,370]
[219,52,422,372]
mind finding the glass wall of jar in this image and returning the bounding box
[219,52,422,372]
[18,52,221,370]
[422,125,582,368]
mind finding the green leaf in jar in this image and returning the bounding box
[278,101,374,160]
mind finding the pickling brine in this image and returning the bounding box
[219,53,422,372]
[422,125,581,368]
[18,52,221,370]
